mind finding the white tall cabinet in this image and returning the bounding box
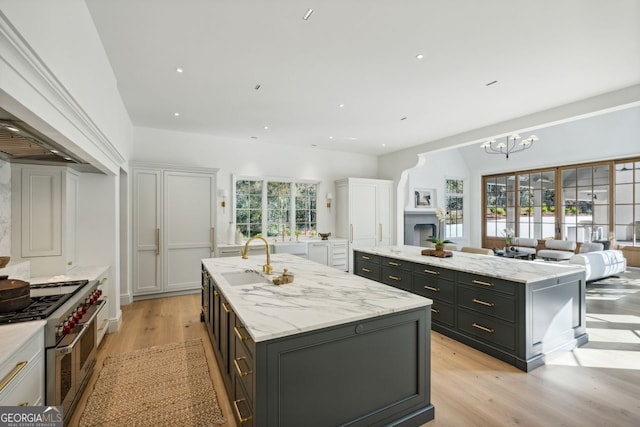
[10,164,79,276]
[132,165,217,297]
[335,178,393,271]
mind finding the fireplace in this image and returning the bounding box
[404,211,438,247]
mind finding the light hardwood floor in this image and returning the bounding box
[69,271,640,427]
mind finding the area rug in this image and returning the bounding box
[79,339,225,427]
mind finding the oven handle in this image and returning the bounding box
[55,300,105,356]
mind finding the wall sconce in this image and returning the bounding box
[326,192,333,209]
[218,189,227,209]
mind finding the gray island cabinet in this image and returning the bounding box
[201,253,435,426]
[354,246,588,372]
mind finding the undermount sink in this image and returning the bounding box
[221,270,271,286]
[272,241,307,255]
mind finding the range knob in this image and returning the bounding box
[73,311,81,321]
[81,306,88,314]
[63,323,71,335]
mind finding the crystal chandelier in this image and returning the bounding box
[480,134,539,159]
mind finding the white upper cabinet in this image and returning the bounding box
[335,178,394,271]
[11,165,80,276]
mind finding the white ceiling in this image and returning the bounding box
[86,0,640,156]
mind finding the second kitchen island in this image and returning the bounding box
[201,253,434,427]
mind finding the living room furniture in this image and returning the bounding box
[460,247,494,255]
[512,237,538,258]
[568,249,627,282]
[579,242,604,253]
[537,239,577,261]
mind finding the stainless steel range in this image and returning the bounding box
[0,278,104,422]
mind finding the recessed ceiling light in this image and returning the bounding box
[5,126,19,133]
[346,136,358,140]
[328,136,334,140]
[254,84,261,90]
[250,136,258,139]
[400,117,407,121]
[302,8,313,20]
[64,157,72,161]
[338,104,345,108]
[174,112,180,117]
[382,143,386,147]
[263,126,269,130]
[415,54,424,60]
[486,80,498,86]
[50,149,59,154]
[311,144,317,147]
[176,68,183,73]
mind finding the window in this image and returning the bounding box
[234,175,318,239]
[614,160,640,246]
[445,178,464,238]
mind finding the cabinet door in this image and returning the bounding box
[350,182,378,247]
[20,168,62,257]
[308,242,329,265]
[163,171,215,292]
[132,169,162,295]
[65,171,79,270]
[377,181,392,246]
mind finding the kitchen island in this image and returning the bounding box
[201,253,434,427]
[353,245,588,371]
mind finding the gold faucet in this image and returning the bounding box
[241,236,273,275]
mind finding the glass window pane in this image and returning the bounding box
[593,165,609,186]
[615,163,634,184]
[562,168,576,187]
[577,167,592,186]
[615,184,633,203]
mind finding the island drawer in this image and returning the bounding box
[381,267,412,291]
[234,318,255,360]
[413,264,455,281]
[233,334,254,408]
[233,379,254,427]
[354,252,380,264]
[457,308,516,351]
[412,274,455,304]
[457,285,515,322]
[355,260,380,281]
[381,256,412,271]
[430,301,454,327]
[457,272,516,296]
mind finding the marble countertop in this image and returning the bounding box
[202,253,431,343]
[0,320,45,367]
[356,245,585,283]
[30,265,109,285]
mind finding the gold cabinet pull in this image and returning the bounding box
[233,398,253,423]
[473,298,495,307]
[17,402,29,406]
[222,302,231,313]
[388,261,400,266]
[214,290,219,296]
[361,268,371,273]
[156,228,160,255]
[99,277,107,285]
[0,361,27,392]
[350,224,354,243]
[233,357,253,377]
[379,223,382,242]
[423,269,439,275]
[388,275,401,281]
[234,325,249,341]
[221,249,241,254]
[423,285,440,292]
[210,227,215,252]
[361,255,370,260]
[430,308,440,314]
[472,323,495,333]
[472,279,494,287]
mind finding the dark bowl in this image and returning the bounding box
[318,232,331,240]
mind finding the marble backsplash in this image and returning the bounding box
[0,158,10,255]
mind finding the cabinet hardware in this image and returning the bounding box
[388,275,401,281]
[233,398,253,423]
[156,228,160,255]
[0,361,27,392]
[97,318,109,332]
[99,277,107,284]
[430,308,440,314]
[234,325,249,341]
[221,250,241,254]
[350,224,354,243]
[67,261,73,266]
[214,290,219,296]
[423,269,439,275]
[361,268,371,273]
[201,285,205,291]
[472,323,494,333]
[233,357,253,377]
[362,255,370,260]
[472,279,494,287]
[222,302,231,313]
[472,298,495,307]
[17,402,29,406]
[379,223,382,242]
[210,227,215,252]
[423,285,440,292]
[388,261,400,266]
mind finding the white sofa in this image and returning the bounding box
[568,249,627,282]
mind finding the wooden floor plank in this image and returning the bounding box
[68,270,640,427]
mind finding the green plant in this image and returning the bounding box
[426,237,454,246]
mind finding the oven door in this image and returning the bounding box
[46,299,105,415]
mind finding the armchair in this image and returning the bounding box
[537,239,577,261]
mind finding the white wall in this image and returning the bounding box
[133,126,379,243]
[0,159,9,254]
